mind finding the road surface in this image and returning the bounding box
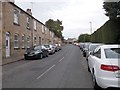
[3,45,94,88]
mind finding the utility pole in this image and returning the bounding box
[90,21,92,42]
[90,21,92,34]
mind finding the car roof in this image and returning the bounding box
[100,45,120,49]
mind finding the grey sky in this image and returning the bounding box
[15,0,109,39]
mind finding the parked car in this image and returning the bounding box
[24,45,49,60]
[86,43,103,60]
[79,43,85,51]
[43,44,55,54]
[55,44,62,52]
[82,42,91,57]
[87,45,120,89]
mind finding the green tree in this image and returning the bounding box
[103,1,120,20]
[78,34,91,42]
[45,19,64,39]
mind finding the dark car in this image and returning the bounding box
[24,45,49,60]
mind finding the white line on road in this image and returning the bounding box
[36,64,56,79]
[59,57,64,62]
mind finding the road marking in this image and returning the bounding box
[59,57,64,62]
[36,64,55,79]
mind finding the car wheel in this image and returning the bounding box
[92,73,101,90]
[46,53,49,57]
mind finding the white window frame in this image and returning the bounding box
[14,34,19,49]
[42,25,45,33]
[13,9,19,25]
[27,16,30,29]
[34,20,37,30]
[27,36,30,48]
[21,34,25,48]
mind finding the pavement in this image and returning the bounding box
[2,45,94,88]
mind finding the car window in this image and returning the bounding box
[34,46,40,50]
[104,48,120,59]
[89,45,100,51]
[44,45,49,48]
[94,49,101,58]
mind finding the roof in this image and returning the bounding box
[100,45,120,49]
[9,2,45,26]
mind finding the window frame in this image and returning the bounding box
[34,20,37,31]
[94,48,101,59]
[42,25,45,33]
[26,16,30,29]
[14,34,19,49]
[34,36,37,46]
[13,9,19,25]
[21,34,25,49]
[27,36,30,48]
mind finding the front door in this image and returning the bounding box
[6,32,10,57]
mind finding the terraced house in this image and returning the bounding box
[0,1,60,65]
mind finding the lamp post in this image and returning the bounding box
[90,21,92,42]
[89,21,92,34]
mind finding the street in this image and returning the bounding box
[3,45,93,88]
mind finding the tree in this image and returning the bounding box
[45,19,64,39]
[78,34,91,42]
[103,1,120,20]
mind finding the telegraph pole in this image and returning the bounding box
[90,21,92,34]
[90,21,92,42]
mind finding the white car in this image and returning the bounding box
[88,45,120,89]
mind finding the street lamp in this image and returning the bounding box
[89,21,92,34]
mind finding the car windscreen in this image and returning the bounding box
[34,46,40,50]
[89,45,99,51]
[44,45,50,48]
[104,48,120,59]
[26,46,39,52]
[85,44,89,49]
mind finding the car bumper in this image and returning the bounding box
[96,76,120,89]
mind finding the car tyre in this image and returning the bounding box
[92,73,101,90]
[46,53,49,57]
[88,66,90,72]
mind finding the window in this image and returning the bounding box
[27,36,30,48]
[21,35,25,48]
[34,36,37,46]
[27,16,30,29]
[42,25,45,33]
[94,49,101,58]
[104,48,120,59]
[45,27,47,34]
[39,37,41,45]
[14,9,19,25]
[34,20,37,30]
[14,34,19,48]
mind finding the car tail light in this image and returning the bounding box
[101,64,120,72]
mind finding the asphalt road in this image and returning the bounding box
[3,44,94,88]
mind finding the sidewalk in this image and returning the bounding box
[2,55,24,65]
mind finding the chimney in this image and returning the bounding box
[26,9,32,15]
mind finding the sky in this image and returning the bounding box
[15,0,109,39]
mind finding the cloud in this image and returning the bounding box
[15,0,109,39]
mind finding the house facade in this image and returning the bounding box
[0,2,61,65]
